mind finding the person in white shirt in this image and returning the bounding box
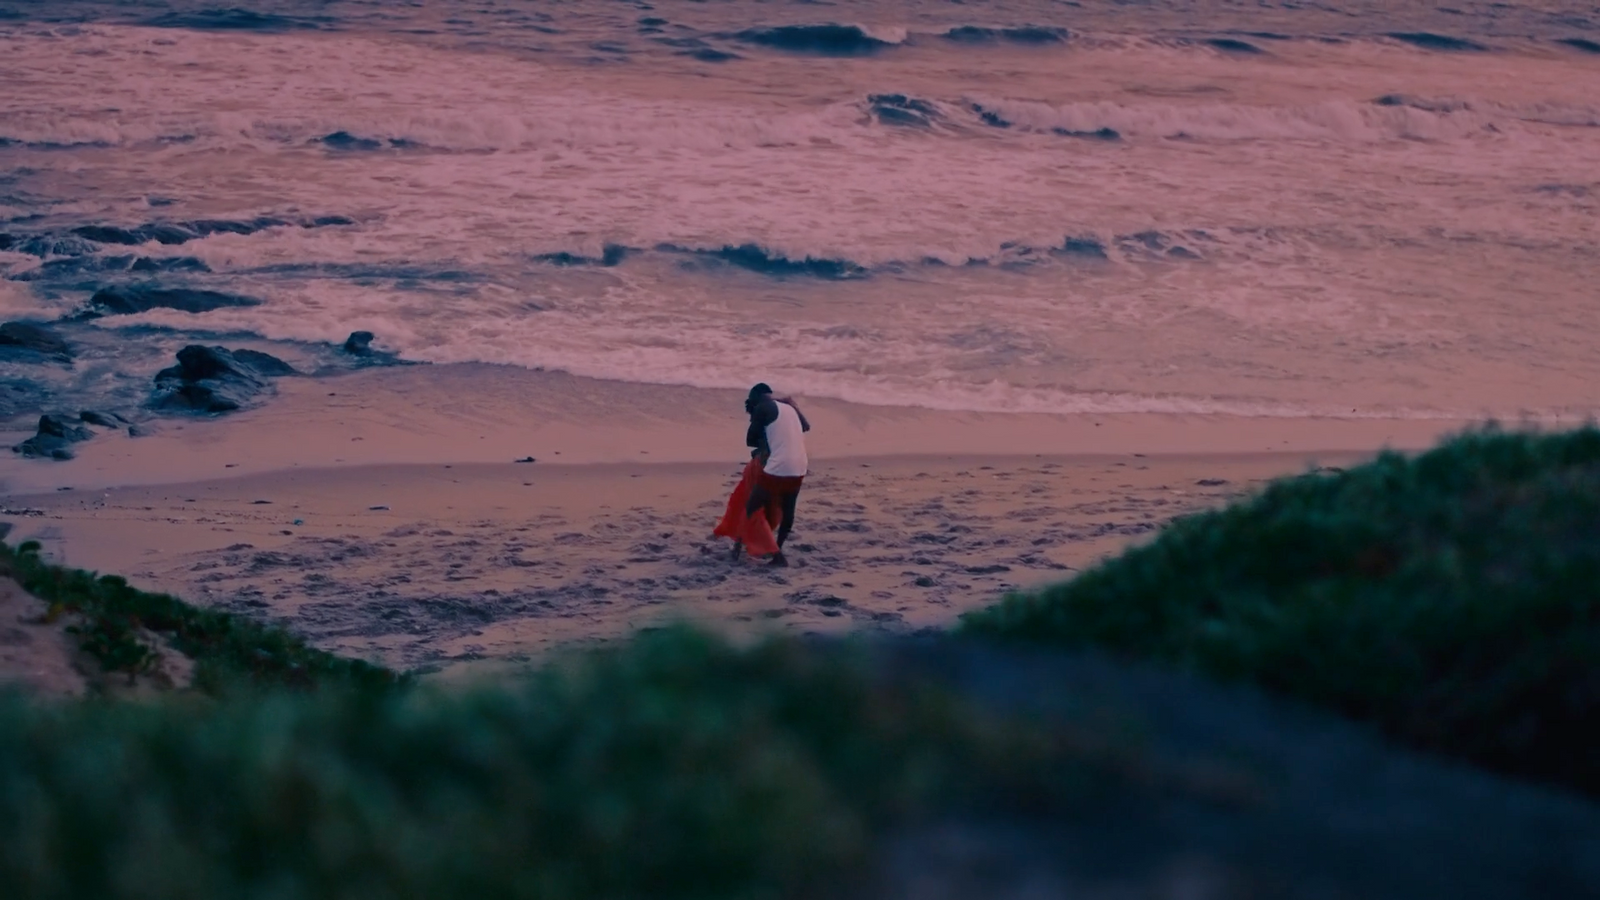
[740,383,810,567]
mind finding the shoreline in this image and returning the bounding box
[1,361,1484,495]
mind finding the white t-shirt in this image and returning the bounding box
[763,401,809,477]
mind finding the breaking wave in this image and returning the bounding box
[942,25,1069,44]
[733,24,907,55]
[141,8,331,32]
[956,95,1600,142]
[1386,32,1489,52]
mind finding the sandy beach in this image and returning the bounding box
[1,365,1471,676]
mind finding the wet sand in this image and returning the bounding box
[1,366,1471,677]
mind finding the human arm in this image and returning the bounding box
[777,397,811,433]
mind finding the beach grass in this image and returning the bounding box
[0,539,401,696]
[961,426,1600,795]
[0,626,1220,900]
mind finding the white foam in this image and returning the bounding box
[7,22,1600,423]
[0,279,55,319]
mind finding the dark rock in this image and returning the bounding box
[153,380,253,414]
[87,286,261,316]
[157,345,251,382]
[150,345,276,414]
[38,413,92,442]
[343,331,377,355]
[0,322,72,363]
[79,410,128,428]
[338,331,411,368]
[0,233,13,251]
[13,413,94,460]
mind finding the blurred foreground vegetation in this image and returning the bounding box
[1,628,1239,899]
[964,426,1600,795]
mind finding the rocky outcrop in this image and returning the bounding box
[13,414,95,460]
[0,322,73,363]
[342,331,378,355]
[151,345,294,414]
[340,331,410,366]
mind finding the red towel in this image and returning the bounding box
[714,458,781,556]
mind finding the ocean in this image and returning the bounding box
[3,0,1599,429]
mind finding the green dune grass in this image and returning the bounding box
[962,426,1600,795]
[0,628,1206,900]
[0,539,400,696]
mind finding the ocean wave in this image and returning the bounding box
[12,254,211,282]
[1558,38,1600,54]
[122,290,1480,421]
[1200,37,1265,54]
[317,131,421,152]
[733,24,906,56]
[516,230,1233,278]
[669,244,870,280]
[5,216,358,258]
[1386,32,1489,52]
[942,26,1069,45]
[11,84,1581,157]
[865,94,943,128]
[959,95,1523,142]
[141,8,331,33]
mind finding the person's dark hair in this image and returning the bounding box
[745,383,773,414]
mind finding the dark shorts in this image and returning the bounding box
[757,471,804,497]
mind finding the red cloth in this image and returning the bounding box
[713,458,781,556]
